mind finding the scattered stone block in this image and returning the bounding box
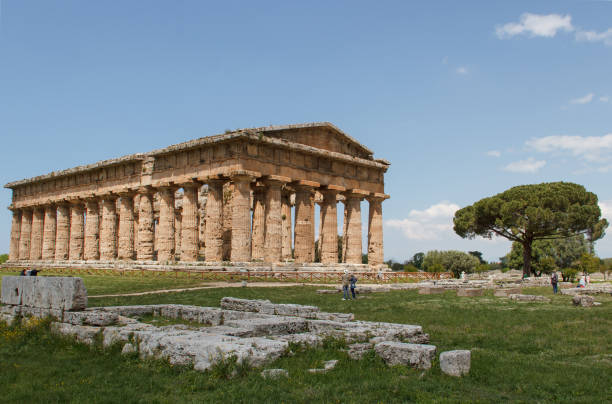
[418,287,445,295]
[348,343,373,360]
[440,350,471,377]
[261,369,289,379]
[374,342,437,369]
[308,359,339,373]
[1,276,87,311]
[456,289,483,297]
[572,295,595,307]
[509,294,551,303]
[493,288,522,297]
[63,310,118,326]
[316,289,339,294]
[121,343,137,355]
[50,322,102,345]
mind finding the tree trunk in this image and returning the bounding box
[522,241,532,278]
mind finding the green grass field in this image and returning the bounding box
[1,270,611,403]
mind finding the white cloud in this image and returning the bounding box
[570,93,594,104]
[575,28,612,46]
[526,134,612,162]
[385,202,459,240]
[600,96,609,102]
[486,150,501,158]
[456,66,468,75]
[496,13,573,39]
[503,157,546,173]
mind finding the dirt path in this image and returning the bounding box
[89,282,335,298]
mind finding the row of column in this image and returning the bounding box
[8,176,385,266]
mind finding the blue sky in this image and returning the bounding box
[1,0,611,262]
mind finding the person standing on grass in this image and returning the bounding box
[341,270,350,300]
[551,271,558,294]
[349,273,358,299]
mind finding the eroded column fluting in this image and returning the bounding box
[343,192,364,264]
[281,190,292,261]
[320,188,341,264]
[205,179,225,262]
[137,188,155,260]
[367,196,385,267]
[100,196,118,260]
[69,202,85,260]
[157,187,176,262]
[180,184,199,262]
[18,209,33,260]
[55,204,70,261]
[42,205,57,260]
[263,178,286,263]
[118,193,135,260]
[9,209,21,261]
[230,175,254,262]
[84,199,100,260]
[251,184,266,261]
[294,182,317,263]
[29,207,44,260]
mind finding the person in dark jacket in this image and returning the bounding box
[349,274,358,299]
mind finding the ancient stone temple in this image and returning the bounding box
[5,123,389,270]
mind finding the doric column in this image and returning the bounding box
[180,183,200,262]
[263,176,289,263]
[84,199,100,260]
[18,209,33,260]
[293,180,319,263]
[204,178,225,262]
[343,190,367,264]
[281,190,293,261]
[137,187,155,260]
[41,204,57,260]
[251,183,266,261]
[231,174,255,262]
[320,186,344,264]
[55,204,70,261]
[157,186,177,262]
[69,201,85,260]
[222,182,233,260]
[100,195,118,260]
[367,194,387,267]
[118,192,136,260]
[9,209,21,261]
[29,207,44,260]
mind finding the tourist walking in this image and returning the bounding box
[550,271,558,294]
[341,270,350,300]
[349,273,358,299]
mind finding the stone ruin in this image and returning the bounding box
[1,276,470,376]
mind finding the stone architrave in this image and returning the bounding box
[230,174,255,262]
[30,207,44,260]
[180,183,200,262]
[251,184,266,261]
[344,190,367,264]
[100,196,118,260]
[137,188,155,260]
[69,202,85,260]
[118,193,136,260]
[281,190,292,261]
[9,209,21,261]
[157,186,176,262]
[367,194,387,267]
[84,199,100,260]
[18,209,33,260]
[204,178,225,262]
[264,176,289,263]
[42,205,57,260]
[55,204,70,261]
[294,181,319,263]
[320,186,344,264]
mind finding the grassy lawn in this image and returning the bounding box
[1,273,611,403]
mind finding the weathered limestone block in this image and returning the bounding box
[509,294,551,303]
[220,297,275,313]
[367,196,385,267]
[456,288,483,297]
[348,342,374,360]
[50,322,102,345]
[272,332,323,347]
[314,312,355,322]
[205,179,224,261]
[9,209,22,261]
[572,295,595,307]
[180,184,199,261]
[308,359,339,373]
[272,303,320,318]
[63,310,118,326]
[69,203,85,260]
[440,350,471,377]
[493,288,522,297]
[42,205,57,260]
[30,208,44,260]
[1,276,87,311]
[374,342,437,369]
[418,287,446,295]
[223,317,308,337]
[19,209,33,260]
[261,369,289,379]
